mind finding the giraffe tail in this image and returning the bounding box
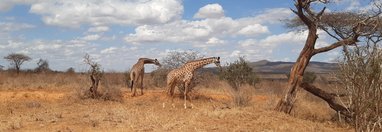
[130,80,134,92]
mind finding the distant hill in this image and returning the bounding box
[202,60,338,74]
[249,60,338,74]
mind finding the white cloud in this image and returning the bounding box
[124,7,293,45]
[260,31,307,46]
[0,38,153,71]
[206,37,224,45]
[88,26,109,33]
[101,47,117,54]
[237,31,308,60]
[238,24,270,36]
[247,8,292,24]
[27,0,183,27]
[194,37,225,48]
[194,3,224,19]
[125,17,270,45]
[230,50,241,57]
[81,34,101,41]
[0,22,35,32]
[0,0,41,11]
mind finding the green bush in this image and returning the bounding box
[150,68,170,88]
[220,57,259,90]
[302,72,317,83]
[285,71,317,84]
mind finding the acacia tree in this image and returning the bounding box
[161,50,202,69]
[4,53,31,74]
[35,59,51,73]
[84,54,103,98]
[151,50,203,93]
[276,0,382,114]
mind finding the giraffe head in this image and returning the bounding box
[153,59,161,67]
[213,57,222,71]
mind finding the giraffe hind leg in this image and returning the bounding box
[164,81,176,108]
[131,79,137,97]
[140,75,144,96]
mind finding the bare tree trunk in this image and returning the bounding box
[16,65,20,75]
[275,26,317,113]
[300,82,351,118]
[89,73,100,98]
[274,50,313,113]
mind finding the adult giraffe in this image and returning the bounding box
[165,57,222,108]
[130,58,161,97]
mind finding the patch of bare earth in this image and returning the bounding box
[0,87,352,132]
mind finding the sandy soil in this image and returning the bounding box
[0,88,352,132]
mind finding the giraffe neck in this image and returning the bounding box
[184,58,215,71]
[138,58,156,64]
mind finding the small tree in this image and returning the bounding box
[162,50,202,69]
[35,59,51,73]
[337,43,382,131]
[152,50,204,94]
[4,53,31,74]
[220,57,259,90]
[150,68,170,87]
[220,57,258,107]
[83,54,103,98]
[66,67,75,74]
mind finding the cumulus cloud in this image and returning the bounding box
[124,6,293,45]
[240,8,292,24]
[236,31,308,60]
[0,22,35,32]
[0,0,41,11]
[194,3,224,19]
[125,17,270,45]
[0,38,155,71]
[26,0,183,27]
[81,34,101,41]
[101,47,117,54]
[88,26,109,33]
[238,24,270,36]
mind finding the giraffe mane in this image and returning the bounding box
[184,57,217,64]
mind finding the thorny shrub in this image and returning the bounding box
[337,44,382,132]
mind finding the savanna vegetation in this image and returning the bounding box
[1,0,382,131]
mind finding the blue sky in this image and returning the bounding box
[0,0,372,72]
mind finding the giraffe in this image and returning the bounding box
[165,57,222,108]
[130,58,161,97]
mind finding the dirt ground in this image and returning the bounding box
[0,87,352,132]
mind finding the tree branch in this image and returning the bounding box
[300,83,351,118]
[313,38,357,55]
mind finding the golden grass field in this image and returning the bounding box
[0,72,353,131]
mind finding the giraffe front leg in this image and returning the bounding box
[131,77,139,97]
[184,80,192,109]
[140,74,144,96]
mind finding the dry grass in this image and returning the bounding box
[0,72,353,131]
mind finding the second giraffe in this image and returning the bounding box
[130,58,161,97]
[166,57,222,108]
